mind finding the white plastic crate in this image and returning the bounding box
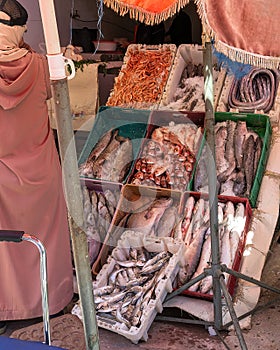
[82,231,184,343]
[160,44,225,111]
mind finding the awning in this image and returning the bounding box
[103,0,280,69]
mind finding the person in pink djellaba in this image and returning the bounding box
[0,0,73,334]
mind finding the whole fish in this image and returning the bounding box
[178,223,208,285]
[253,136,262,177]
[234,121,247,169]
[194,150,208,191]
[219,120,236,181]
[126,197,173,235]
[233,170,246,196]
[188,227,211,292]
[156,206,178,237]
[87,129,113,162]
[103,138,133,182]
[230,203,246,263]
[243,134,255,196]
[87,228,101,266]
[215,125,229,177]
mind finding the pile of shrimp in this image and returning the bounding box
[106,45,175,109]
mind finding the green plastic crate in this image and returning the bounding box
[78,106,151,183]
[190,112,272,207]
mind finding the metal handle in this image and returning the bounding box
[0,230,51,345]
[0,230,24,242]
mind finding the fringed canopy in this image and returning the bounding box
[103,0,190,25]
[195,0,280,69]
[103,0,280,69]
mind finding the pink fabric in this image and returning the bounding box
[0,52,73,320]
[201,0,280,59]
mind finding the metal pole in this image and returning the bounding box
[51,79,100,350]
[203,41,223,329]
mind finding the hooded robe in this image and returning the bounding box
[0,49,74,320]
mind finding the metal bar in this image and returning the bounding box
[165,271,208,302]
[203,41,223,329]
[51,79,100,350]
[222,264,280,295]
[155,316,214,327]
[22,234,51,346]
[219,275,248,350]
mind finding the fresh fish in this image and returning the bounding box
[141,255,170,275]
[215,125,229,177]
[178,223,208,285]
[104,189,118,217]
[142,251,169,270]
[155,206,178,237]
[220,179,235,196]
[219,120,236,181]
[188,227,211,292]
[243,134,255,196]
[230,203,246,263]
[183,196,195,220]
[126,197,173,235]
[87,129,113,162]
[115,306,131,328]
[194,149,208,191]
[93,284,114,297]
[233,170,246,196]
[103,138,133,182]
[253,136,262,177]
[91,132,121,178]
[234,121,247,169]
[87,228,101,265]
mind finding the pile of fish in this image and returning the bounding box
[130,122,202,191]
[194,120,263,197]
[93,246,172,329]
[228,68,279,113]
[111,197,179,245]
[161,62,219,111]
[79,128,133,183]
[174,196,247,294]
[81,184,119,265]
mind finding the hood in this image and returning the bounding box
[0,52,39,110]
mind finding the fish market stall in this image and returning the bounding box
[71,96,278,337]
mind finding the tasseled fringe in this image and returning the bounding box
[194,0,280,70]
[215,41,280,70]
[103,0,190,25]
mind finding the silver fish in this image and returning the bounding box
[126,197,173,235]
[87,129,113,162]
[188,227,211,292]
[234,121,247,170]
[243,134,255,196]
[155,206,179,237]
[115,306,131,328]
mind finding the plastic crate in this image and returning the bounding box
[78,106,151,184]
[191,112,272,207]
[92,231,184,343]
[159,44,223,111]
[176,191,252,300]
